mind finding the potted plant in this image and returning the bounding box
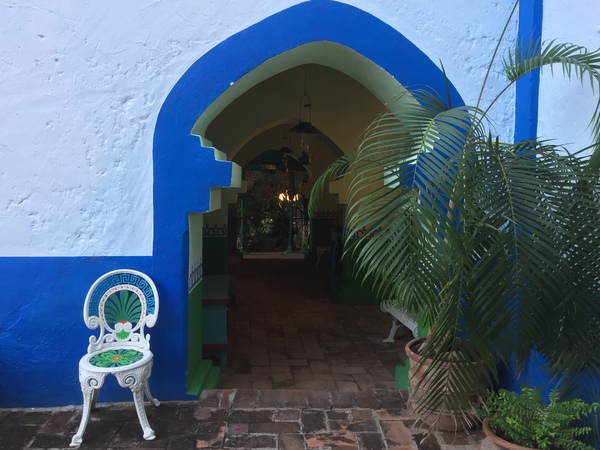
[309,0,600,433]
[479,386,599,450]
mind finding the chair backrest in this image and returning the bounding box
[83,269,159,354]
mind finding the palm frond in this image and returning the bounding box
[309,23,600,426]
[504,39,600,171]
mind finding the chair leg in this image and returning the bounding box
[70,387,95,447]
[91,388,99,409]
[143,379,160,407]
[71,369,107,447]
[116,365,156,440]
[383,318,401,343]
[132,386,156,440]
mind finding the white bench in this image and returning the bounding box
[380,300,419,342]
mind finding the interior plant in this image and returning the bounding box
[480,386,599,450]
[309,0,600,433]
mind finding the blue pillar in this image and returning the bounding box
[514,0,543,143]
[501,0,545,395]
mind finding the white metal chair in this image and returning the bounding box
[70,269,160,447]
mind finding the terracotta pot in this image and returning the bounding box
[404,337,487,431]
[479,418,538,450]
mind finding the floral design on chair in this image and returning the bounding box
[89,349,144,367]
[70,269,160,447]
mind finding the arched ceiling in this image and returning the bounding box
[196,42,408,173]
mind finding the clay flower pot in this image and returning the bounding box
[405,337,487,431]
[479,418,538,450]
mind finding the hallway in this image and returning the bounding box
[221,257,411,392]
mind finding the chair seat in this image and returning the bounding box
[80,347,153,372]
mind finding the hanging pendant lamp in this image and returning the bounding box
[289,65,320,165]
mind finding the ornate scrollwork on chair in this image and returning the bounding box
[70,269,160,447]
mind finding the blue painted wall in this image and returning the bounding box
[505,3,600,415]
[1,1,461,407]
[0,257,155,406]
[514,0,543,143]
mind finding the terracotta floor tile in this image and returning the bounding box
[381,421,416,447]
[305,390,332,409]
[336,381,361,392]
[271,358,309,366]
[295,379,336,390]
[278,433,306,450]
[291,366,315,381]
[252,379,273,389]
[305,431,358,448]
[353,373,377,389]
[274,409,301,421]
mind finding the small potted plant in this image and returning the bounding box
[479,386,599,450]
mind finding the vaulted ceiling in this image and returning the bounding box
[194,42,406,182]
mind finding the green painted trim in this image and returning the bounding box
[395,361,410,390]
[186,280,222,395]
[417,308,429,338]
[333,280,379,305]
[187,360,222,395]
[334,238,379,305]
[186,282,203,392]
[202,237,228,275]
[202,304,228,344]
[187,359,213,395]
[205,365,222,390]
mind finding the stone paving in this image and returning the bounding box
[0,389,485,449]
[193,389,485,450]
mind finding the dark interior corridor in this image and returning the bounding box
[221,257,412,391]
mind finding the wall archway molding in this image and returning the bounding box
[151,0,463,399]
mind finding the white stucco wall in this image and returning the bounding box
[539,0,600,155]
[345,0,519,136]
[0,0,519,257]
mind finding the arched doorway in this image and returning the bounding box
[151,1,464,399]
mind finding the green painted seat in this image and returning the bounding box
[70,269,160,447]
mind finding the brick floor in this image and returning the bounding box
[0,390,486,449]
[222,258,413,392]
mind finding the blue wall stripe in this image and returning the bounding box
[514,0,543,143]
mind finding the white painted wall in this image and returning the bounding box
[0,0,521,256]
[539,0,600,155]
[344,0,519,138]
[0,0,293,256]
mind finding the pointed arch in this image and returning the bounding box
[151,1,464,399]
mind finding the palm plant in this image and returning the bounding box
[309,0,600,429]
